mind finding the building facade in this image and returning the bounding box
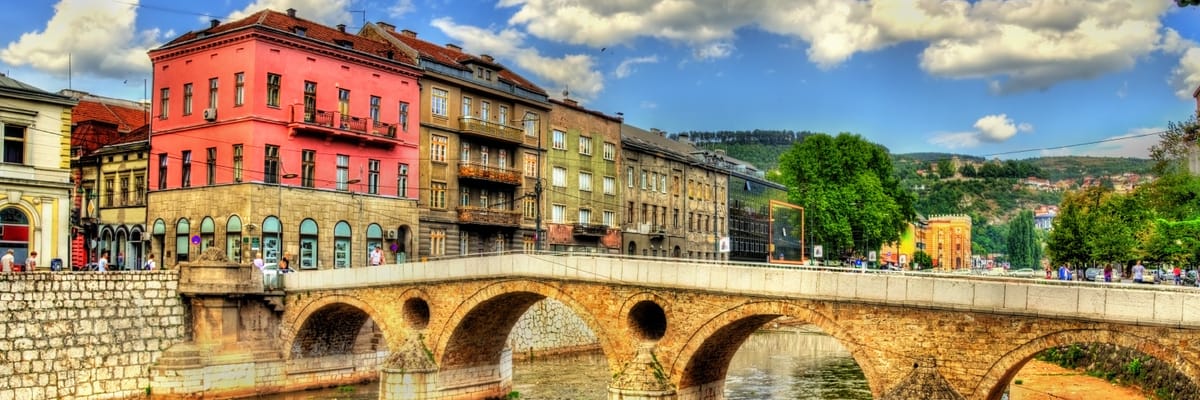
[362,23,550,258]
[924,214,972,270]
[725,164,786,263]
[147,9,422,269]
[543,98,623,253]
[0,74,77,270]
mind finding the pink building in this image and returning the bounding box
[146,8,422,269]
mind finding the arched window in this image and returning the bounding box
[152,218,166,265]
[299,218,318,269]
[175,218,191,262]
[200,217,215,252]
[226,215,242,263]
[333,221,351,268]
[0,207,30,267]
[262,216,280,264]
[366,223,383,264]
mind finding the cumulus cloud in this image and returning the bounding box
[388,0,416,19]
[615,55,659,78]
[431,17,603,102]
[693,42,734,60]
[0,0,161,79]
[227,0,352,26]
[930,113,1033,149]
[1170,46,1200,100]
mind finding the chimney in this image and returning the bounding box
[286,8,296,17]
[377,21,395,32]
[401,29,417,38]
[446,43,462,52]
[337,24,346,33]
[210,19,220,29]
[562,98,578,106]
[480,54,494,62]
[650,128,664,137]
[678,133,690,144]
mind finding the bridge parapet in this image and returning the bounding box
[283,253,1200,328]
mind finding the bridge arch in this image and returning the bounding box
[671,300,886,397]
[974,328,1200,399]
[280,293,394,360]
[433,279,616,372]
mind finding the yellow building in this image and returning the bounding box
[882,214,972,270]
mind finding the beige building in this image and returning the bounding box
[543,98,623,253]
[0,74,77,270]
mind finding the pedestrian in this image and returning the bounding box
[279,255,292,273]
[24,251,37,271]
[1058,264,1068,281]
[117,251,125,271]
[96,252,109,272]
[1103,264,1113,283]
[370,246,383,266]
[144,254,156,271]
[253,252,265,271]
[1,249,14,273]
[1133,260,1146,284]
[1174,265,1183,285]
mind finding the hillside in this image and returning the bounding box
[1022,156,1154,182]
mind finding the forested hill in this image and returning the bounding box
[673,130,812,172]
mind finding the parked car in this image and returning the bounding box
[1084,268,1101,282]
[1008,268,1037,278]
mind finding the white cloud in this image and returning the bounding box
[388,0,416,19]
[227,0,352,26]
[0,0,161,79]
[615,55,659,78]
[431,18,603,102]
[1170,46,1200,100]
[930,113,1032,149]
[693,42,734,60]
[1041,127,1162,158]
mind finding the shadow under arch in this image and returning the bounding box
[672,300,885,396]
[433,279,615,373]
[973,328,1200,400]
[280,294,393,360]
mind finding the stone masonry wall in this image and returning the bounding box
[507,298,599,359]
[0,271,186,400]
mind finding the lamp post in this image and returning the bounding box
[277,172,298,265]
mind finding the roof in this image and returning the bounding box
[0,73,76,107]
[157,9,415,65]
[373,26,546,96]
[61,90,149,133]
[621,124,700,162]
[549,98,622,123]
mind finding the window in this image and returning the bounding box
[234,72,244,106]
[2,125,25,164]
[552,204,566,223]
[368,159,380,194]
[175,219,190,262]
[264,145,279,184]
[499,105,508,127]
[579,136,592,155]
[524,197,536,218]
[334,221,351,268]
[603,142,616,161]
[299,219,318,269]
[134,175,144,204]
[301,150,315,187]
[650,172,657,192]
[431,135,447,162]
[398,163,409,198]
[399,101,409,131]
[104,177,114,206]
[579,171,592,191]
[183,83,193,115]
[370,95,380,121]
[336,154,349,190]
[461,96,472,118]
[431,88,448,117]
[262,216,280,264]
[479,190,489,208]
[603,210,615,227]
[338,89,350,117]
[303,81,316,122]
[180,150,192,188]
[459,233,470,256]
[233,144,243,182]
[524,152,538,177]
[157,153,167,189]
[431,229,446,256]
[480,145,489,165]
[552,130,566,150]
[159,88,169,119]
[460,187,470,207]
[226,216,242,263]
[603,176,615,195]
[523,234,535,252]
[460,142,470,162]
[523,112,537,136]
[431,182,446,209]
[207,78,218,108]
[496,192,507,210]
[206,147,216,186]
[552,167,566,187]
[626,201,634,223]
[498,149,507,169]
[627,167,634,187]
[641,170,647,190]
[579,209,592,224]
[661,175,667,193]
[481,101,490,121]
[267,73,281,107]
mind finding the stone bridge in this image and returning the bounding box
[158,253,1200,399]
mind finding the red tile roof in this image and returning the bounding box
[160,9,414,65]
[71,99,148,133]
[380,29,546,96]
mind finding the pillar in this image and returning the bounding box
[609,343,677,400]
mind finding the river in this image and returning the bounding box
[252,325,870,399]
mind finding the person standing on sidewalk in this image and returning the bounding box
[1,249,14,273]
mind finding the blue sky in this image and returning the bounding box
[3,0,1200,159]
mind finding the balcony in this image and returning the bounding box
[459,117,523,144]
[572,223,609,237]
[649,224,667,239]
[456,207,522,227]
[458,161,522,186]
[289,108,402,146]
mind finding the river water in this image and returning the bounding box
[254,325,868,399]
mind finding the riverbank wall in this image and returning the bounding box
[0,271,186,400]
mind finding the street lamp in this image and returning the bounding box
[277,172,298,265]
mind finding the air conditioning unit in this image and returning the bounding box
[386,229,398,239]
[202,108,217,121]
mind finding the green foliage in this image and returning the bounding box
[1006,210,1041,268]
[679,129,812,171]
[1025,156,1153,182]
[972,220,1007,255]
[912,251,933,269]
[777,133,916,259]
[936,159,955,179]
[506,391,522,399]
[336,385,356,393]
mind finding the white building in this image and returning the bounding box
[0,74,77,270]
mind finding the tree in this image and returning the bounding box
[1046,188,1093,268]
[1006,210,1040,269]
[777,133,917,259]
[912,250,933,269]
[936,159,955,179]
[959,164,977,178]
[1179,0,1199,7]
[1148,118,1198,176]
